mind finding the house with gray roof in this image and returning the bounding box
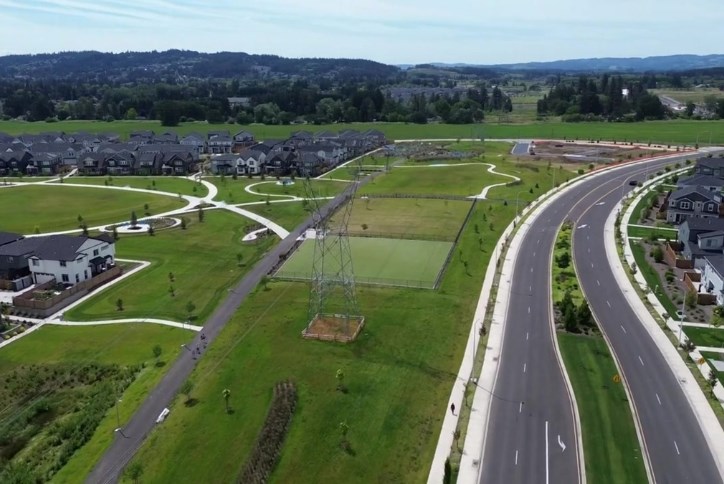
[677,173,724,192]
[666,186,722,224]
[27,234,116,286]
[210,154,242,175]
[701,255,724,306]
[678,218,724,268]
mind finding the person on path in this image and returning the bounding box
[450,403,456,415]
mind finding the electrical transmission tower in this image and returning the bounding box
[302,162,363,340]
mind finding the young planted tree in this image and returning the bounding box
[708,369,719,397]
[168,272,175,283]
[652,244,664,263]
[335,369,345,392]
[130,211,138,228]
[180,217,188,230]
[197,206,204,223]
[152,344,162,365]
[222,388,231,413]
[112,226,119,241]
[125,462,144,484]
[236,253,244,266]
[186,301,196,320]
[116,298,124,311]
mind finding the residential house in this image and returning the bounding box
[153,132,179,144]
[28,234,116,286]
[232,131,255,152]
[700,255,724,305]
[105,151,137,176]
[666,186,722,224]
[67,132,104,149]
[96,142,140,154]
[0,235,43,290]
[78,153,108,176]
[0,151,32,176]
[228,97,251,109]
[210,154,242,175]
[129,130,155,145]
[237,149,266,175]
[207,131,233,154]
[676,174,724,192]
[693,157,724,178]
[138,144,199,162]
[29,152,63,175]
[678,218,724,268]
[264,149,295,176]
[32,142,85,166]
[0,132,15,144]
[297,152,324,177]
[137,152,163,176]
[161,152,195,175]
[180,133,206,157]
[253,139,284,155]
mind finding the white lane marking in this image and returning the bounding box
[557,434,566,452]
[620,325,627,334]
[526,332,529,341]
[597,279,601,286]
[587,248,590,253]
[607,300,611,308]
[515,449,519,465]
[528,306,531,314]
[587,235,589,240]
[674,440,680,455]
[545,421,550,484]
[577,224,588,229]
[537,240,540,245]
[656,393,662,405]
[530,267,533,273]
[591,262,594,268]
[595,202,606,206]
[638,355,645,366]
[529,285,532,292]
[523,363,527,373]
[519,402,523,413]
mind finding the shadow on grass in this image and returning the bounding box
[184,398,199,408]
[155,361,166,368]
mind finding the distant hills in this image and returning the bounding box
[423,54,724,72]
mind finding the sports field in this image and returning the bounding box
[275,236,452,288]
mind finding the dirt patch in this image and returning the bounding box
[302,314,365,343]
[531,141,661,165]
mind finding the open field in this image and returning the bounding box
[0,185,185,234]
[209,176,349,204]
[0,324,191,483]
[650,89,724,104]
[685,327,724,348]
[122,199,517,484]
[276,237,452,288]
[558,333,647,484]
[254,179,350,199]
[340,198,471,240]
[242,201,311,231]
[56,176,208,197]
[66,210,274,323]
[1,120,724,144]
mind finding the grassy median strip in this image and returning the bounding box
[554,225,648,484]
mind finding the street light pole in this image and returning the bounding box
[515,190,526,222]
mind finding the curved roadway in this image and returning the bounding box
[481,153,722,484]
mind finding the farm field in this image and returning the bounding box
[66,210,275,323]
[122,199,518,484]
[1,120,723,145]
[56,175,208,197]
[341,198,471,240]
[0,185,185,234]
[276,237,453,288]
[0,324,191,484]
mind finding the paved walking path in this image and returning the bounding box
[47,319,202,331]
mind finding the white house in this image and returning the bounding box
[28,234,116,285]
[701,255,724,306]
[238,150,266,175]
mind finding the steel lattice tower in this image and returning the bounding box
[303,166,361,333]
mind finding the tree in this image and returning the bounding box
[260,275,269,290]
[443,458,452,484]
[222,388,231,413]
[152,344,162,364]
[197,206,204,223]
[81,223,89,236]
[685,290,697,310]
[112,226,119,241]
[130,211,138,228]
[336,368,345,391]
[180,380,194,403]
[563,304,578,333]
[708,369,719,397]
[339,421,349,438]
[125,107,138,120]
[168,272,175,283]
[186,301,196,319]
[148,225,155,236]
[236,252,244,266]
[116,298,124,311]
[577,300,593,328]
[556,251,570,269]
[125,462,144,484]
[180,217,188,230]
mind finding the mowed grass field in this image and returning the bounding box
[558,333,648,484]
[57,176,208,197]
[208,177,347,204]
[122,199,518,484]
[66,210,275,323]
[276,237,452,288]
[2,119,723,144]
[242,201,311,231]
[0,185,184,234]
[341,198,471,240]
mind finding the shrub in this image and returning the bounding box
[238,381,297,484]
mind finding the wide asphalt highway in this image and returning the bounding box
[480,153,707,484]
[87,181,363,484]
[571,153,723,484]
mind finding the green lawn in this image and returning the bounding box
[59,176,208,197]
[0,185,185,234]
[627,225,677,239]
[277,237,452,288]
[631,190,661,224]
[2,120,722,144]
[0,324,192,483]
[684,327,724,348]
[121,200,517,484]
[250,179,350,199]
[630,242,678,318]
[558,333,647,484]
[341,198,471,240]
[66,210,275,323]
[242,201,311,231]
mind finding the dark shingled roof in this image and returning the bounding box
[0,237,44,257]
[0,231,24,247]
[681,218,724,232]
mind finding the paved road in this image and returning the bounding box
[480,154,706,484]
[511,142,530,156]
[571,155,724,484]
[87,182,361,484]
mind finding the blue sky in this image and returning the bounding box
[0,0,722,64]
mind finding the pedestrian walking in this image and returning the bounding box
[450,403,456,415]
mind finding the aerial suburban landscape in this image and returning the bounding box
[1,2,724,484]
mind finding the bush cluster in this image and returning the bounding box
[237,380,297,484]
